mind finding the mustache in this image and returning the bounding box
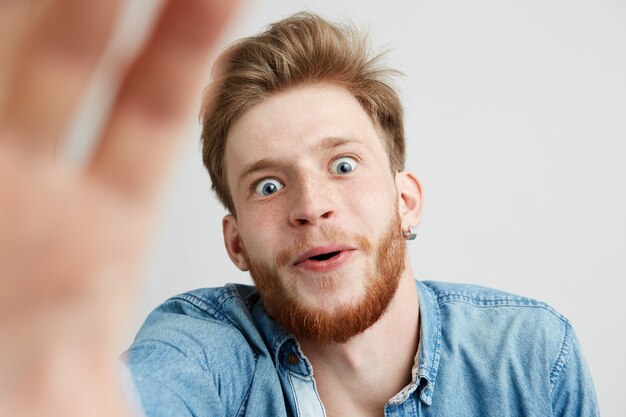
[275,224,372,269]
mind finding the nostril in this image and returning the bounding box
[290,207,333,226]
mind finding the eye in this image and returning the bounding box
[330,156,357,175]
[254,178,284,196]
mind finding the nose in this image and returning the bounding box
[288,177,335,227]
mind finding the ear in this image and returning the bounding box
[395,171,423,229]
[222,214,250,271]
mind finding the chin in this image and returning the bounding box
[293,278,366,311]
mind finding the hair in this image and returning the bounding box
[200,12,405,214]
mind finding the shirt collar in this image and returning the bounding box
[250,298,313,375]
[415,279,443,405]
[248,280,443,404]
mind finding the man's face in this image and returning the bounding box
[223,84,409,343]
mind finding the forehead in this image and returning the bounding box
[225,84,385,177]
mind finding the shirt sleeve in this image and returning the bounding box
[121,341,226,417]
[117,359,148,417]
[550,326,600,417]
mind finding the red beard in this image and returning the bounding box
[246,213,406,345]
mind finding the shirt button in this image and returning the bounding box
[288,353,299,365]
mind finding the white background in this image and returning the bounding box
[67,0,625,415]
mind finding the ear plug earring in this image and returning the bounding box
[402,225,417,240]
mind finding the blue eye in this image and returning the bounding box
[331,156,357,174]
[254,178,283,196]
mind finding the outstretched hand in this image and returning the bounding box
[0,1,239,416]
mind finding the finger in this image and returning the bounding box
[88,0,240,202]
[0,1,35,105]
[0,0,121,158]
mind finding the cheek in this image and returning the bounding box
[346,174,398,219]
[238,211,282,261]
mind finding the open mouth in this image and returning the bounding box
[292,245,355,271]
[308,251,341,262]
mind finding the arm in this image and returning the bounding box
[551,326,600,417]
[0,1,239,416]
[120,344,225,417]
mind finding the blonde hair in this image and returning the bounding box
[200,12,405,214]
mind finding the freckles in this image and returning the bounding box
[241,206,283,244]
[242,209,271,232]
[343,178,396,222]
[350,176,389,203]
[256,214,277,230]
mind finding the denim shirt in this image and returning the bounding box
[123,280,599,417]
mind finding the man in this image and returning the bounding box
[124,12,598,417]
[0,3,599,417]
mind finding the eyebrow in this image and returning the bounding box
[238,158,281,186]
[237,136,364,186]
[312,136,363,153]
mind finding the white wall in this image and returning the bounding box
[68,0,625,414]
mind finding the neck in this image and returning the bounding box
[299,267,419,417]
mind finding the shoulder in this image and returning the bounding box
[418,280,599,414]
[124,284,262,416]
[420,280,573,388]
[421,279,568,323]
[129,283,261,362]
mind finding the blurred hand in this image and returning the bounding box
[0,1,239,416]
